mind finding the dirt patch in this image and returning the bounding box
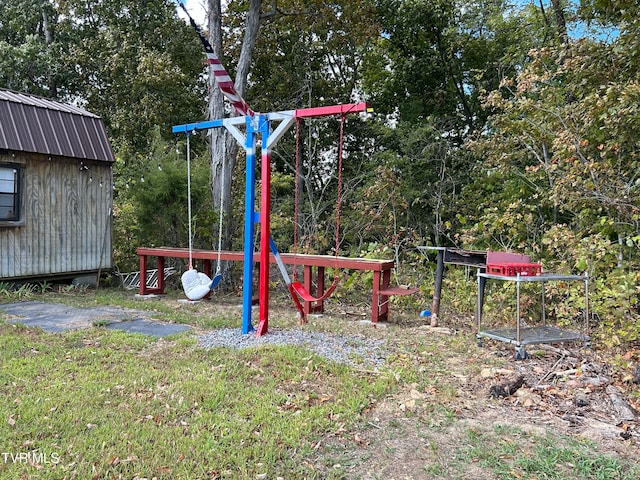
[158,290,640,477]
[305,318,640,479]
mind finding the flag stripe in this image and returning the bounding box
[179,2,254,117]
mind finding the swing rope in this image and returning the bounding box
[181,130,218,300]
[186,131,195,269]
[292,118,301,280]
[214,133,226,276]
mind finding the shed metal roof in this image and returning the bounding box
[0,89,115,163]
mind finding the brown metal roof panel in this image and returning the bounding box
[0,89,115,162]
[22,106,44,153]
[83,117,115,161]
[37,109,59,154]
[3,102,26,151]
[0,89,97,118]
[48,110,74,157]
[78,117,100,160]
[0,101,12,149]
[60,113,86,158]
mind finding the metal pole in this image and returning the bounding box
[516,274,521,345]
[476,273,482,335]
[257,116,272,335]
[584,274,590,346]
[241,120,258,334]
[431,249,444,327]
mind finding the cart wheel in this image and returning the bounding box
[515,347,528,361]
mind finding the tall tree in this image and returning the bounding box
[0,0,205,157]
[202,0,379,254]
[205,0,262,256]
[357,0,545,247]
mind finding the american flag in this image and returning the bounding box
[178,2,254,117]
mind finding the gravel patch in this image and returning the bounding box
[198,328,388,369]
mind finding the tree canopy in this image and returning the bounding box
[1,0,638,345]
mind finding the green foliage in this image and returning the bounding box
[462,426,639,480]
[541,225,640,347]
[363,0,538,129]
[236,0,379,112]
[465,0,640,346]
[112,129,215,270]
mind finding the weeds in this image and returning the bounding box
[459,425,639,480]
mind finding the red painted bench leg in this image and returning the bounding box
[371,271,381,323]
[304,265,312,315]
[139,255,148,295]
[157,256,166,294]
[139,254,166,295]
[302,265,326,314]
[316,266,325,313]
[372,269,392,323]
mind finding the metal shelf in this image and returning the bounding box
[476,272,590,360]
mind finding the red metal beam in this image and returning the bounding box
[294,102,369,119]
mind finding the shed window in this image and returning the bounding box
[0,165,20,221]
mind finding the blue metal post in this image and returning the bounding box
[241,116,260,333]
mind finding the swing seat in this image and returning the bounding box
[181,268,213,301]
[291,280,338,303]
[209,273,222,290]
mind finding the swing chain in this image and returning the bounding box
[292,118,301,281]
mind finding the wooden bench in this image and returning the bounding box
[136,247,419,323]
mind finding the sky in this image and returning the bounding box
[177,0,207,26]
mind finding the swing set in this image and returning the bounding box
[271,117,345,314]
[175,104,367,334]
[173,0,370,334]
[180,130,225,301]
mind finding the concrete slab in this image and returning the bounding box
[0,301,191,337]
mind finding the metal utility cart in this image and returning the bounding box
[476,271,590,360]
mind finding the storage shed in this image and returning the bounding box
[0,88,115,282]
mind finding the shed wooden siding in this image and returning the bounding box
[0,152,112,279]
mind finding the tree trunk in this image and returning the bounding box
[41,8,58,99]
[207,0,262,257]
[549,0,569,45]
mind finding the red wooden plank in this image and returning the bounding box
[136,247,394,271]
[378,286,419,296]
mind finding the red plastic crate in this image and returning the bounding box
[486,263,542,276]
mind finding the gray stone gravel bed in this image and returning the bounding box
[198,328,388,369]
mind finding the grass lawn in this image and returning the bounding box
[0,317,393,479]
[1,288,639,479]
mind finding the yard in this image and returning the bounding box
[0,287,638,479]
